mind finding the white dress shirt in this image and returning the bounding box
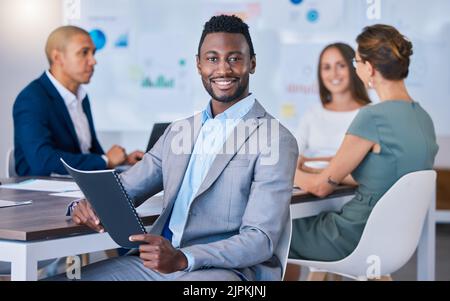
[45,70,92,154]
[169,94,255,249]
[296,104,360,157]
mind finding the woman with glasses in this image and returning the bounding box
[289,24,438,266]
[295,43,370,173]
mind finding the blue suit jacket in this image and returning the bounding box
[13,72,107,176]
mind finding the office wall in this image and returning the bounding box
[436,137,450,168]
[68,0,450,137]
[68,0,450,168]
[0,0,62,177]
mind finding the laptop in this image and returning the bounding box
[115,123,171,173]
[146,122,171,152]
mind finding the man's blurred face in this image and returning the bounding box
[58,33,97,86]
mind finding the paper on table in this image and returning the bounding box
[0,199,33,209]
[0,179,79,192]
[50,190,84,198]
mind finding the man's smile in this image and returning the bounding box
[211,77,238,90]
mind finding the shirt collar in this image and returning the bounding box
[46,70,87,107]
[201,93,255,124]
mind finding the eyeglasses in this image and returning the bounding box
[352,58,363,69]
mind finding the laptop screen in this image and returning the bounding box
[146,123,171,152]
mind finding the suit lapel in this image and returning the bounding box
[82,96,96,141]
[39,73,80,152]
[193,100,266,200]
[164,113,203,207]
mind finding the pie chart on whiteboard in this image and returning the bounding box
[89,29,107,50]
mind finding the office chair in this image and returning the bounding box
[288,170,436,281]
[5,148,17,178]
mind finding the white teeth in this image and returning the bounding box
[213,80,233,86]
[331,79,342,85]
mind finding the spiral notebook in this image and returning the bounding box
[61,159,147,248]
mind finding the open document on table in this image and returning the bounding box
[0,179,79,192]
[0,199,33,208]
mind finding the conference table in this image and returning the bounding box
[0,177,435,281]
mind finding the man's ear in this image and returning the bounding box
[196,55,201,75]
[51,49,62,66]
[250,56,256,74]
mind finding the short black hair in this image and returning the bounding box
[198,15,255,58]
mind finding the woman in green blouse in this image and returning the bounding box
[289,24,439,263]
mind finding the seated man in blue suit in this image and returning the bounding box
[13,26,143,176]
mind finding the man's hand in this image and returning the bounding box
[298,155,333,174]
[72,199,104,233]
[296,155,306,170]
[125,150,145,165]
[129,234,188,274]
[106,145,127,168]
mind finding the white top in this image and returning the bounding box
[296,104,360,157]
[45,70,92,154]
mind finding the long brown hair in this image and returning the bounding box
[318,43,371,106]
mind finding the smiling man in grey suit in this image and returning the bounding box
[65,15,298,281]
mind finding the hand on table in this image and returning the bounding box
[125,150,145,165]
[72,199,104,233]
[106,145,127,168]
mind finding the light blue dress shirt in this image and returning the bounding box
[170,94,255,269]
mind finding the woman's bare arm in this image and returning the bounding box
[294,134,375,197]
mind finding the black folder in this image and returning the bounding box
[61,159,147,248]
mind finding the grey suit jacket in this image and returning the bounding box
[120,100,298,281]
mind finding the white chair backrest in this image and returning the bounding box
[6,148,17,178]
[273,209,292,280]
[340,170,436,278]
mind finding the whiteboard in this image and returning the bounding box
[65,0,450,138]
